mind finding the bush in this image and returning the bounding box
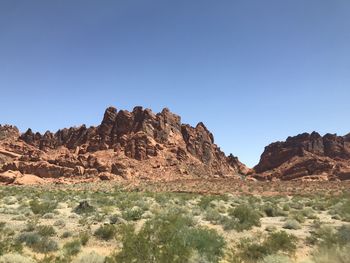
[94,224,116,241]
[264,231,297,255]
[31,237,58,253]
[79,231,90,246]
[17,232,41,246]
[336,200,350,221]
[122,207,143,221]
[188,228,226,262]
[235,231,297,262]
[229,204,261,231]
[17,232,58,254]
[61,231,72,239]
[283,219,301,230]
[262,204,285,217]
[337,225,350,245]
[204,208,222,224]
[312,245,350,263]
[111,211,225,263]
[63,239,81,256]
[74,201,95,215]
[237,238,270,262]
[0,228,23,256]
[37,225,56,237]
[29,200,57,215]
[310,225,350,249]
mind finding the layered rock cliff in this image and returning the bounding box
[0,107,247,184]
[253,132,350,181]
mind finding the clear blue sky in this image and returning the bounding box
[0,1,349,167]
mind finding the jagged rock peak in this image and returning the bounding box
[0,106,248,182]
[0,125,19,141]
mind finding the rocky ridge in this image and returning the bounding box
[0,107,247,184]
[252,132,350,181]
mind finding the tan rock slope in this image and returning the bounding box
[253,132,350,181]
[0,107,247,184]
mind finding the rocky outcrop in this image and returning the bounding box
[0,106,247,183]
[253,132,350,181]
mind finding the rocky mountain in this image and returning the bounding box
[253,132,350,181]
[0,106,248,184]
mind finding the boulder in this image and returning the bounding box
[0,170,22,183]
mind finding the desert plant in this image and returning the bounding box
[63,239,81,256]
[79,231,90,246]
[264,231,297,255]
[29,200,57,215]
[122,207,143,221]
[312,245,350,263]
[94,224,116,241]
[37,225,56,237]
[61,231,72,239]
[17,232,58,254]
[111,211,225,263]
[74,200,95,215]
[283,219,301,230]
[229,204,261,231]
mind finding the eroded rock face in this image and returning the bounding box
[254,132,350,181]
[0,125,19,141]
[0,106,247,183]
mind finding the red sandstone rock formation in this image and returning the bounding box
[253,132,350,181]
[0,106,247,183]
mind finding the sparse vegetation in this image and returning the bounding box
[0,183,350,262]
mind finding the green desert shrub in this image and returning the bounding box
[290,211,306,223]
[79,231,90,246]
[235,231,297,262]
[61,231,72,239]
[29,200,57,215]
[36,225,56,237]
[204,208,222,224]
[63,239,81,256]
[264,231,297,255]
[262,204,286,217]
[17,232,58,254]
[110,211,225,263]
[31,237,58,253]
[337,225,350,245]
[122,207,143,221]
[307,224,350,249]
[0,228,23,256]
[94,224,116,241]
[283,219,301,230]
[17,232,41,247]
[73,201,95,215]
[220,216,238,231]
[335,200,350,221]
[229,204,261,231]
[198,195,217,210]
[109,214,122,224]
[312,245,350,263]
